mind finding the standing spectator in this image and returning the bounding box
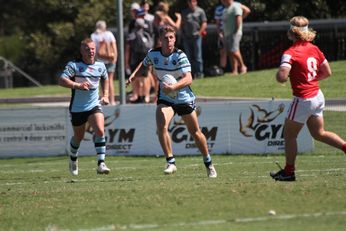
[214,0,227,71]
[58,38,111,176]
[222,0,250,75]
[270,16,346,181]
[126,26,217,178]
[140,0,154,23]
[125,18,154,103]
[126,5,155,103]
[181,0,207,79]
[91,20,118,105]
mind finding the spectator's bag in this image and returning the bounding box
[97,41,115,62]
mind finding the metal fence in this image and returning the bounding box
[202,18,346,72]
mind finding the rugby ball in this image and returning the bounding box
[161,74,177,98]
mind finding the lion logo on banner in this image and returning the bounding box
[239,104,285,137]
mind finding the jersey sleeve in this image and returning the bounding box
[60,61,75,79]
[280,50,293,69]
[178,52,191,74]
[142,50,153,67]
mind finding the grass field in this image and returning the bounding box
[0,61,345,230]
[0,60,346,100]
[1,111,346,231]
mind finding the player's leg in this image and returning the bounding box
[307,115,346,152]
[270,118,304,181]
[182,111,217,178]
[156,104,176,174]
[88,110,110,174]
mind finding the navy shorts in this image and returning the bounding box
[70,106,103,126]
[157,99,196,116]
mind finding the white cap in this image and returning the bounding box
[131,2,140,10]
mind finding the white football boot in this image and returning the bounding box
[206,164,217,178]
[69,159,78,176]
[97,162,110,174]
[164,164,177,174]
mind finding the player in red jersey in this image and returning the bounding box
[270,16,346,181]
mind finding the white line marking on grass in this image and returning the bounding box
[72,211,346,230]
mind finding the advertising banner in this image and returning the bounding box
[0,107,67,157]
[0,100,313,157]
[72,100,313,156]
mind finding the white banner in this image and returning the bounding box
[72,100,313,156]
[0,100,313,157]
[0,107,67,157]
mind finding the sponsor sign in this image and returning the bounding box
[0,100,313,157]
[0,107,67,157]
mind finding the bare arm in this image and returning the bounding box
[276,66,290,83]
[317,61,332,81]
[58,77,90,90]
[199,21,207,36]
[241,4,251,19]
[126,61,144,87]
[162,72,192,95]
[100,78,110,105]
[111,41,118,63]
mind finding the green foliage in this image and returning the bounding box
[0,35,25,63]
[1,0,346,85]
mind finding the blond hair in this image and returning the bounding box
[288,16,316,42]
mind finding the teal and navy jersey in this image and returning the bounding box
[60,59,108,112]
[143,47,195,104]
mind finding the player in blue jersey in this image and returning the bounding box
[59,38,111,176]
[126,26,217,178]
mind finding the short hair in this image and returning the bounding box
[288,16,316,42]
[159,25,176,38]
[81,38,94,47]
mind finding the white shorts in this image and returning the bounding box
[286,90,325,124]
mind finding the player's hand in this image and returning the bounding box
[77,82,91,90]
[100,96,109,105]
[162,82,174,95]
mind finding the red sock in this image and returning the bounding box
[342,143,346,154]
[284,164,295,175]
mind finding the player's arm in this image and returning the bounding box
[58,76,90,90]
[276,66,290,83]
[162,72,192,96]
[100,78,110,105]
[317,60,332,81]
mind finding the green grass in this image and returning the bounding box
[1,153,346,231]
[0,113,345,231]
[0,62,345,230]
[0,60,345,99]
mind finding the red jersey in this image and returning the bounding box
[280,40,327,98]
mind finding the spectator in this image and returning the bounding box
[125,18,153,103]
[214,0,227,71]
[270,16,346,181]
[58,38,110,176]
[221,0,250,75]
[91,20,117,105]
[126,3,154,103]
[126,25,217,178]
[181,0,207,79]
[140,0,154,23]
